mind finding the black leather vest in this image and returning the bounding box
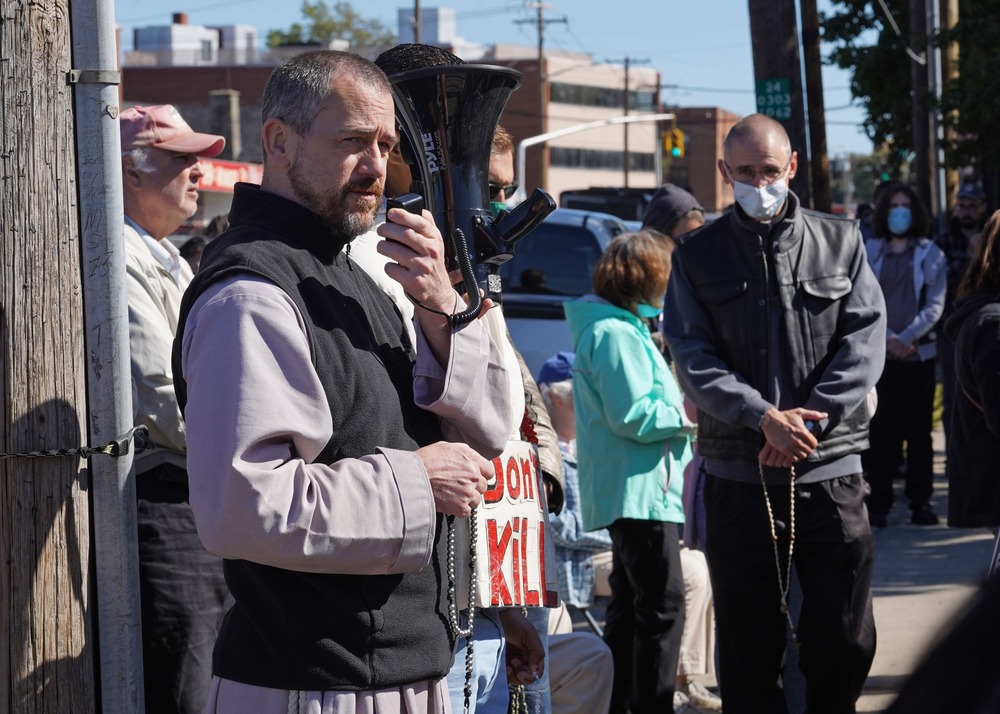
[675,200,871,462]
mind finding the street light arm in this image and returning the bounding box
[514,113,675,203]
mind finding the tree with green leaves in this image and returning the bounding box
[822,0,1000,176]
[822,0,917,175]
[938,0,1000,170]
[267,1,395,50]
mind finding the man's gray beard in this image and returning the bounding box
[288,163,378,239]
[339,208,376,238]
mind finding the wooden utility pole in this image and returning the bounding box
[0,0,95,709]
[608,57,650,188]
[800,0,832,213]
[747,0,811,207]
[940,0,959,208]
[910,0,932,213]
[516,3,566,191]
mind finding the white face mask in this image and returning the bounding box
[731,177,789,221]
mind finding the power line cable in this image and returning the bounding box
[874,0,926,65]
[662,84,755,94]
[120,0,269,24]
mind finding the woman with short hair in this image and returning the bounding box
[563,230,694,713]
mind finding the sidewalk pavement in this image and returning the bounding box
[857,427,994,713]
[576,428,996,713]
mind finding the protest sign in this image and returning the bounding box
[471,440,560,608]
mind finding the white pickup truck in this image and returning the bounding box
[498,207,627,379]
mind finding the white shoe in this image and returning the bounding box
[673,689,691,712]
[680,679,723,712]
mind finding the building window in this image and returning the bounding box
[550,146,654,172]
[550,82,657,112]
[200,40,213,62]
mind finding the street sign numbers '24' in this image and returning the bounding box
[756,78,792,121]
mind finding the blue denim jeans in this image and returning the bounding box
[447,608,508,714]
[520,606,552,713]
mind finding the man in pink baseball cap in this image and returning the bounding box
[119,104,228,713]
[121,103,225,157]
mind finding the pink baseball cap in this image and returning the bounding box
[120,104,225,158]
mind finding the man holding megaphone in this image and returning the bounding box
[172,50,515,713]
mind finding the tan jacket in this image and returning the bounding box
[124,222,193,470]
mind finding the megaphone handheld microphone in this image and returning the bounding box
[375,44,555,327]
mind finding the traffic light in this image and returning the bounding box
[668,128,684,159]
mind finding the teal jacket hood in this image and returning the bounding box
[563,296,692,531]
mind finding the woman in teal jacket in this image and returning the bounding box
[564,230,694,714]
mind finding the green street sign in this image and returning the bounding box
[756,78,792,121]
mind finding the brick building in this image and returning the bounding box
[121,9,744,224]
[667,107,742,214]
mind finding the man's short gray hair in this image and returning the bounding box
[539,379,573,413]
[122,147,154,174]
[261,50,391,138]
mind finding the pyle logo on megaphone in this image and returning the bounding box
[421,130,443,173]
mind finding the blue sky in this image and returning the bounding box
[115,0,873,156]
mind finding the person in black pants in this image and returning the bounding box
[565,231,694,713]
[119,104,231,713]
[664,113,885,713]
[934,183,989,441]
[862,184,947,527]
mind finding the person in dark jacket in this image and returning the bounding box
[663,113,885,714]
[172,50,513,713]
[945,209,1000,532]
[641,182,705,240]
[936,183,989,439]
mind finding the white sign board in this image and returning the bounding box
[473,440,560,608]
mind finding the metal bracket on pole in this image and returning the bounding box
[67,69,122,85]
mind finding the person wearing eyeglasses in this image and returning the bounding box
[663,113,886,714]
[487,125,519,213]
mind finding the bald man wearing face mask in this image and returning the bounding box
[663,114,886,714]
